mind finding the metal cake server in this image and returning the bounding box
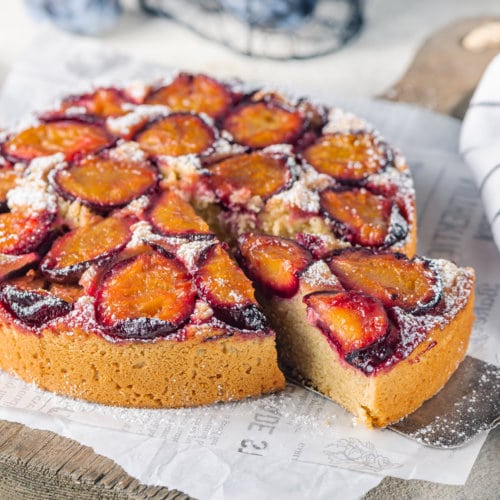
[388,356,500,448]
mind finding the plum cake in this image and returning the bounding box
[0,72,474,426]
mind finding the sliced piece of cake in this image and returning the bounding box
[238,235,475,427]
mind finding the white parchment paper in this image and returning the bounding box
[0,29,498,500]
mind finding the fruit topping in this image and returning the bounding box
[327,249,441,313]
[40,217,133,283]
[320,187,406,247]
[147,190,211,238]
[296,233,339,260]
[207,151,291,203]
[195,244,266,330]
[135,114,215,157]
[223,101,303,148]
[53,155,158,210]
[0,212,53,255]
[344,325,398,373]
[94,249,196,339]
[55,88,130,118]
[0,284,72,327]
[304,291,389,354]
[145,73,233,119]
[0,167,19,209]
[303,133,387,182]
[3,120,114,162]
[237,234,312,298]
[48,282,85,303]
[0,253,39,281]
[7,269,45,291]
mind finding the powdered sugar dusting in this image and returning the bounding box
[109,141,147,163]
[27,153,66,177]
[272,163,332,213]
[301,261,341,289]
[190,300,214,323]
[65,295,100,332]
[121,195,150,217]
[107,104,170,136]
[7,185,56,214]
[211,136,245,158]
[263,144,294,155]
[159,154,202,177]
[64,106,88,116]
[126,221,162,249]
[7,154,64,213]
[323,108,371,134]
[175,239,215,272]
[274,178,320,213]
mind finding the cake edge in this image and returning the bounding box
[0,319,286,408]
[263,265,475,428]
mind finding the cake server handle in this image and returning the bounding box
[388,356,500,449]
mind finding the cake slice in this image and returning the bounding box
[238,235,475,427]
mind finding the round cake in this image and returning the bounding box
[0,73,473,426]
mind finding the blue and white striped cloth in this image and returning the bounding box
[460,55,500,253]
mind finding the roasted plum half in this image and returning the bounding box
[223,101,303,148]
[2,120,115,162]
[47,282,85,304]
[47,88,131,119]
[0,167,19,211]
[304,290,389,355]
[0,211,53,255]
[135,114,215,157]
[237,234,312,298]
[327,249,442,313]
[145,73,234,119]
[303,132,388,182]
[195,243,267,330]
[53,154,158,211]
[0,253,39,281]
[94,249,196,340]
[146,190,212,239]
[0,284,72,328]
[319,187,407,247]
[206,151,291,204]
[40,216,133,283]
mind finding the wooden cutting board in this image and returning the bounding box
[381,16,500,118]
[1,17,500,500]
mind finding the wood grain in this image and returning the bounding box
[0,421,192,499]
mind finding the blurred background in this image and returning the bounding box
[1,1,500,100]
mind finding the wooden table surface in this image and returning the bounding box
[1,18,500,499]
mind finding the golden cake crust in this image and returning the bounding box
[0,313,285,408]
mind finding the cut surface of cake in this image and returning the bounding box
[237,235,475,427]
[0,72,473,426]
[239,234,474,427]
